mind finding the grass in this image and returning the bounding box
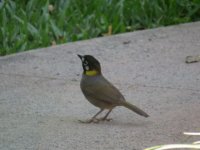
[145,132,200,150]
[0,0,200,55]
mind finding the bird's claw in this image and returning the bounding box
[78,117,113,123]
[98,117,113,122]
[78,118,100,123]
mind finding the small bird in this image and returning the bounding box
[78,54,149,123]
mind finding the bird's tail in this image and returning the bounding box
[122,101,149,118]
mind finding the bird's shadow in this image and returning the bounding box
[111,119,151,128]
[76,118,152,128]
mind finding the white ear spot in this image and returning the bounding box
[81,57,85,61]
[85,66,89,70]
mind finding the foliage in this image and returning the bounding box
[0,0,200,55]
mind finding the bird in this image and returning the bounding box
[77,54,149,123]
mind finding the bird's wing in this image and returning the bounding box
[82,76,125,105]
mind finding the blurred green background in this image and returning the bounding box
[0,0,200,55]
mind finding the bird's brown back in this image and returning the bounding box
[81,74,126,107]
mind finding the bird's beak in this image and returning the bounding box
[77,54,83,60]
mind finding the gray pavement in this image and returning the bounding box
[0,22,200,150]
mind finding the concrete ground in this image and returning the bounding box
[0,22,200,150]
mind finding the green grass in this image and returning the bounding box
[0,0,200,55]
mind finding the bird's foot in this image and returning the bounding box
[78,118,100,123]
[98,117,113,122]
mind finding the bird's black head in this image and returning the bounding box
[77,54,101,76]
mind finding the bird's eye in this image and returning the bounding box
[83,60,88,66]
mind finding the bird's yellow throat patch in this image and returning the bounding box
[85,70,98,76]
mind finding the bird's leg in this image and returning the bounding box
[79,109,104,123]
[99,109,113,121]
